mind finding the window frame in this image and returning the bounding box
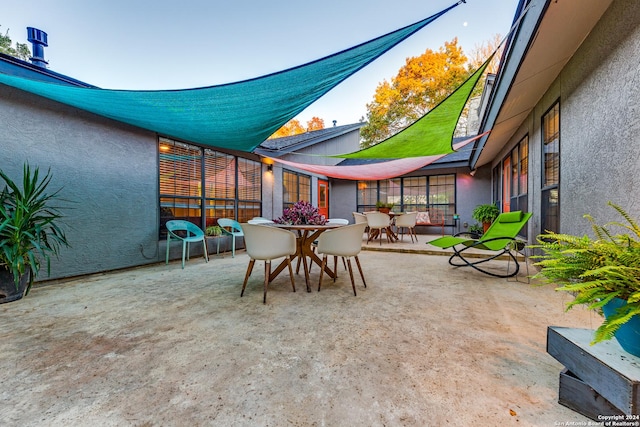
[541,100,560,233]
[282,169,312,210]
[158,137,262,238]
[356,174,456,225]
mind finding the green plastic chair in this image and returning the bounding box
[427,211,532,278]
[217,218,244,257]
[165,220,209,269]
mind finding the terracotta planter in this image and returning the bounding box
[378,207,390,214]
[482,222,491,233]
[0,270,30,304]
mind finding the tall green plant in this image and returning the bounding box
[472,203,499,224]
[0,164,70,294]
[532,202,640,344]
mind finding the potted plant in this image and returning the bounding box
[531,202,640,357]
[0,164,70,303]
[204,224,224,255]
[468,223,484,238]
[472,203,500,232]
[206,225,223,237]
[274,200,327,225]
[376,201,395,214]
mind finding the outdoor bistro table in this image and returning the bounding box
[268,223,344,292]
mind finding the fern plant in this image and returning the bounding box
[531,202,640,344]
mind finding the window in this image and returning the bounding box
[428,175,456,223]
[357,180,378,211]
[238,157,262,222]
[542,102,560,233]
[356,174,456,225]
[402,177,428,212]
[380,178,401,207]
[159,138,261,237]
[492,165,501,210]
[283,170,311,210]
[510,136,529,214]
[492,136,529,237]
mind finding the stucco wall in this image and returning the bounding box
[559,0,640,235]
[453,165,492,233]
[491,0,640,239]
[1,86,159,282]
[330,180,357,222]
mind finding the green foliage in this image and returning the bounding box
[468,223,483,235]
[471,204,499,224]
[360,38,470,148]
[531,202,640,344]
[206,225,223,236]
[375,201,394,209]
[0,164,70,294]
[0,26,31,61]
[269,117,325,139]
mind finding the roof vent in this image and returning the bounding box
[27,27,48,68]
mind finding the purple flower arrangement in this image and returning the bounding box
[274,200,327,225]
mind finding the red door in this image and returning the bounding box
[317,179,329,218]
[502,158,511,213]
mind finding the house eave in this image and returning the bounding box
[471,0,613,169]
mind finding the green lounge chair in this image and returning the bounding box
[427,211,532,278]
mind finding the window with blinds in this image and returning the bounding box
[356,174,456,224]
[542,101,560,233]
[159,138,262,237]
[283,170,311,209]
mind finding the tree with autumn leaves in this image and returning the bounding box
[360,36,501,148]
[269,36,501,144]
[269,117,325,139]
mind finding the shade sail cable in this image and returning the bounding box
[268,132,489,180]
[0,2,465,153]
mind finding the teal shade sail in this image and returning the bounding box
[334,54,493,159]
[0,2,463,153]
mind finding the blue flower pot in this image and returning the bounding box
[602,298,640,357]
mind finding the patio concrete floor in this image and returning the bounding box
[0,236,599,426]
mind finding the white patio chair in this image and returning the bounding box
[310,218,350,273]
[395,212,418,243]
[365,212,392,245]
[353,211,369,237]
[326,218,349,225]
[248,217,274,224]
[316,223,368,296]
[239,223,297,304]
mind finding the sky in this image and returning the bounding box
[3,0,519,127]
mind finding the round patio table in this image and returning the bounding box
[267,223,344,292]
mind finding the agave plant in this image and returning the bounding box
[0,163,70,295]
[531,202,640,344]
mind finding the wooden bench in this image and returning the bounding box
[415,209,445,236]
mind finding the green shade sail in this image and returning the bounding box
[334,55,493,159]
[0,2,464,153]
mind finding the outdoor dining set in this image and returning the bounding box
[164,207,533,303]
[164,210,422,304]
